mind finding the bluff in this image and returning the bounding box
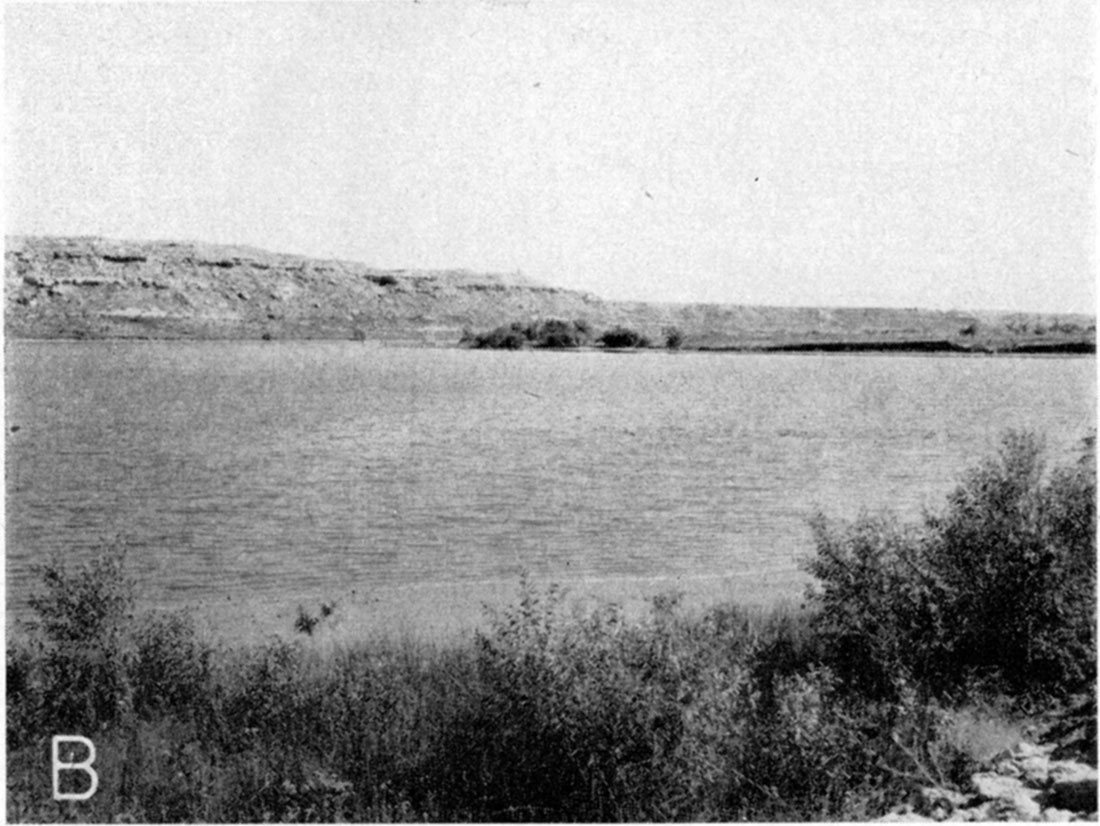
[5,236,1095,352]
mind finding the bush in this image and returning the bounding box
[805,431,1096,701]
[804,514,945,698]
[466,319,594,349]
[471,323,528,349]
[530,318,589,348]
[445,578,747,820]
[598,326,650,348]
[925,431,1095,695]
[131,611,212,718]
[663,325,685,349]
[9,551,215,740]
[16,547,137,735]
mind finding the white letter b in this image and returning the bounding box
[52,736,98,801]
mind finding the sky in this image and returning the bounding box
[4,1,1096,313]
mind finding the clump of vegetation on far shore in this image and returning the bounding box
[460,318,594,349]
[7,431,1095,822]
[597,325,651,349]
[461,319,663,350]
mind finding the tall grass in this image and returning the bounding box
[7,431,1094,821]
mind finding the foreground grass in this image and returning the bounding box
[8,431,1095,822]
[4,585,1049,823]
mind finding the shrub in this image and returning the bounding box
[472,323,528,349]
[466,318,594,349]
[448,577,746,820]
[131,611,212,718]
[598,326,650,348]
[805,431,1096,701]
[530,318,579,348]
[925,431,1096,695]
[18,547,137,734]
[663,325,685,349]
[525,318,592,348]
[804,514,946,698]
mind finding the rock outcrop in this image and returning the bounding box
[877,742,1098,822]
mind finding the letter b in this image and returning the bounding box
[52,736,98,801]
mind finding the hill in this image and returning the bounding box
[5,236,1094,352]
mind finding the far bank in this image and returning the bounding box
[6,235,1095,353]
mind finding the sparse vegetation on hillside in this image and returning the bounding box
[7,432,1095,821]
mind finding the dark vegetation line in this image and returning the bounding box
[719,340,1097,354]
[6,431,1096,822]
[460,318,1096,355]
[459,318,680,350]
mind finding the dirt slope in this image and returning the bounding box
[5,236,1095,352]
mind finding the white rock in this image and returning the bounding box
[1015,742,1054,759]
[972,772,1027,801]
[1018,755,1053,788]
[917,786,970,818]
[1041,807,1077,821]
[1012,793,1043,821]
[876,804,937,822]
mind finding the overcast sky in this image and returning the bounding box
[4,1,1095,312]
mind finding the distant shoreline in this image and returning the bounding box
[7,235,1095,352]
[696,339,1097,355]
[9,337,1095,357]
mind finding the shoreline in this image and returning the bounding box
[6,335,1096,356]
[6,568,812,649]
[7,236,1095,352]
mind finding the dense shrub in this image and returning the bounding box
[527,318,590,348]
[471,322,529,349]
[805,431,1096,701]
[465,318,593,349]
[927,431,1096,695]
[15,548,137,736]
[804,514,945,698]
[7,550,219,745]
[598,326,651,348]
[433,580,734,820]
[131,611,213,718]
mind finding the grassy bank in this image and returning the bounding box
[7,432,1095,822]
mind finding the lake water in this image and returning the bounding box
[5,341,1095,640]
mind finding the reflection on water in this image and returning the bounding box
[5,341,1095,634]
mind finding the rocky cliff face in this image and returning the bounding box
[5,236,1095,350]
[4,236,611,343]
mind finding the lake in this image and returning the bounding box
[5,341,1095,640]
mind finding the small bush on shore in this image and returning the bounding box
[598,326,651,348]
[663,325,684,349]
